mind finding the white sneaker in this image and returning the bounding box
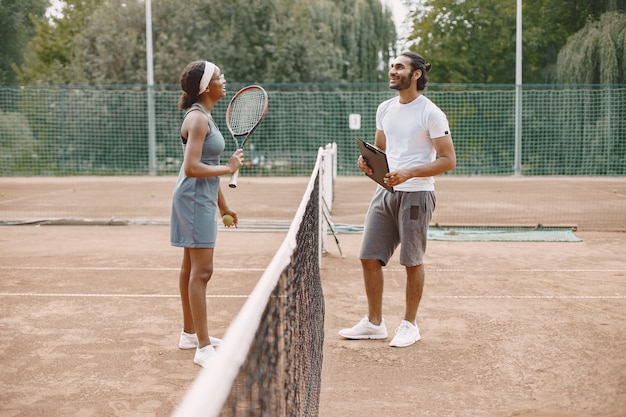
[338,317,388,340]
[389,320,420,347]
[179,330,222,349]
[193,345,216,368]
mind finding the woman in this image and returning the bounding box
[171,60,244,367]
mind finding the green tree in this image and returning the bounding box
[15,0,105,85]
[556,12,626,84]
[311,0,396,82]
[0,0,47,85]
[405,0,626,84]
[15,0,397,85]
[408,0,517,83]
[0,110,40,173]
[522,0,626,83]
[72,0,147,84]
[157,0,396,84]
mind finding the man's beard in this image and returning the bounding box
[390,75,412,91]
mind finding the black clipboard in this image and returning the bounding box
[356,139,394,193]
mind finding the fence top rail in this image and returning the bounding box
[2,83,626,92]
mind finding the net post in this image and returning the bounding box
[323,142,337,210]
[318,147,326,265]
[320,143,336,259]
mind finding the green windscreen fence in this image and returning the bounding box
[1,84,624,231]
[1,84,624,177]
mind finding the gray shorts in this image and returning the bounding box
[359,188,436,267]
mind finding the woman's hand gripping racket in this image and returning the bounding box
[226,85,269,188]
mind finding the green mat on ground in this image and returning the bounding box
[331,224,581,242]
[426,226,581,242]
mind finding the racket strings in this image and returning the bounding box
[228,90,267,135]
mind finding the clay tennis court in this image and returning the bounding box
[0,176,624,417]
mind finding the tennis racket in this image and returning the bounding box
[226,85,269,188]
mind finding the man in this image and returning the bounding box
[339,51,456,347]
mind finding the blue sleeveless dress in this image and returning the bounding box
[170,104,225,248]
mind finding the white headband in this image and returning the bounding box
[198,61,216,95]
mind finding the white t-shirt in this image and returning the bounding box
[376,95,450,192]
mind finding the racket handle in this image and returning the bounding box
[229,170,239,188]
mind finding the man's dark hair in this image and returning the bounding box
[400,51,432,91]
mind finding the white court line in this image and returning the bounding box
[323,267,626,272]
[0,266,265,272]
[430,268,626,273]
[0,292,249,298]
[3,293,622,299]
[359,295,624,299]
[3,266,625,273]
[0,266,259,299]
[326,268,626,273]
[430,295,625,299]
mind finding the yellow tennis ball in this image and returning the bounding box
[222,214,234,226]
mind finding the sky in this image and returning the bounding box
[45,0,63,19]
[381,0,412,48]
[383,0,409,28]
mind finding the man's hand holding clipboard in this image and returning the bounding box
[356,139,394,193]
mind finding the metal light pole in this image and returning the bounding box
[514,0,522,176]
[146,0,157,175]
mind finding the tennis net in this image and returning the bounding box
[172,146,333,417]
